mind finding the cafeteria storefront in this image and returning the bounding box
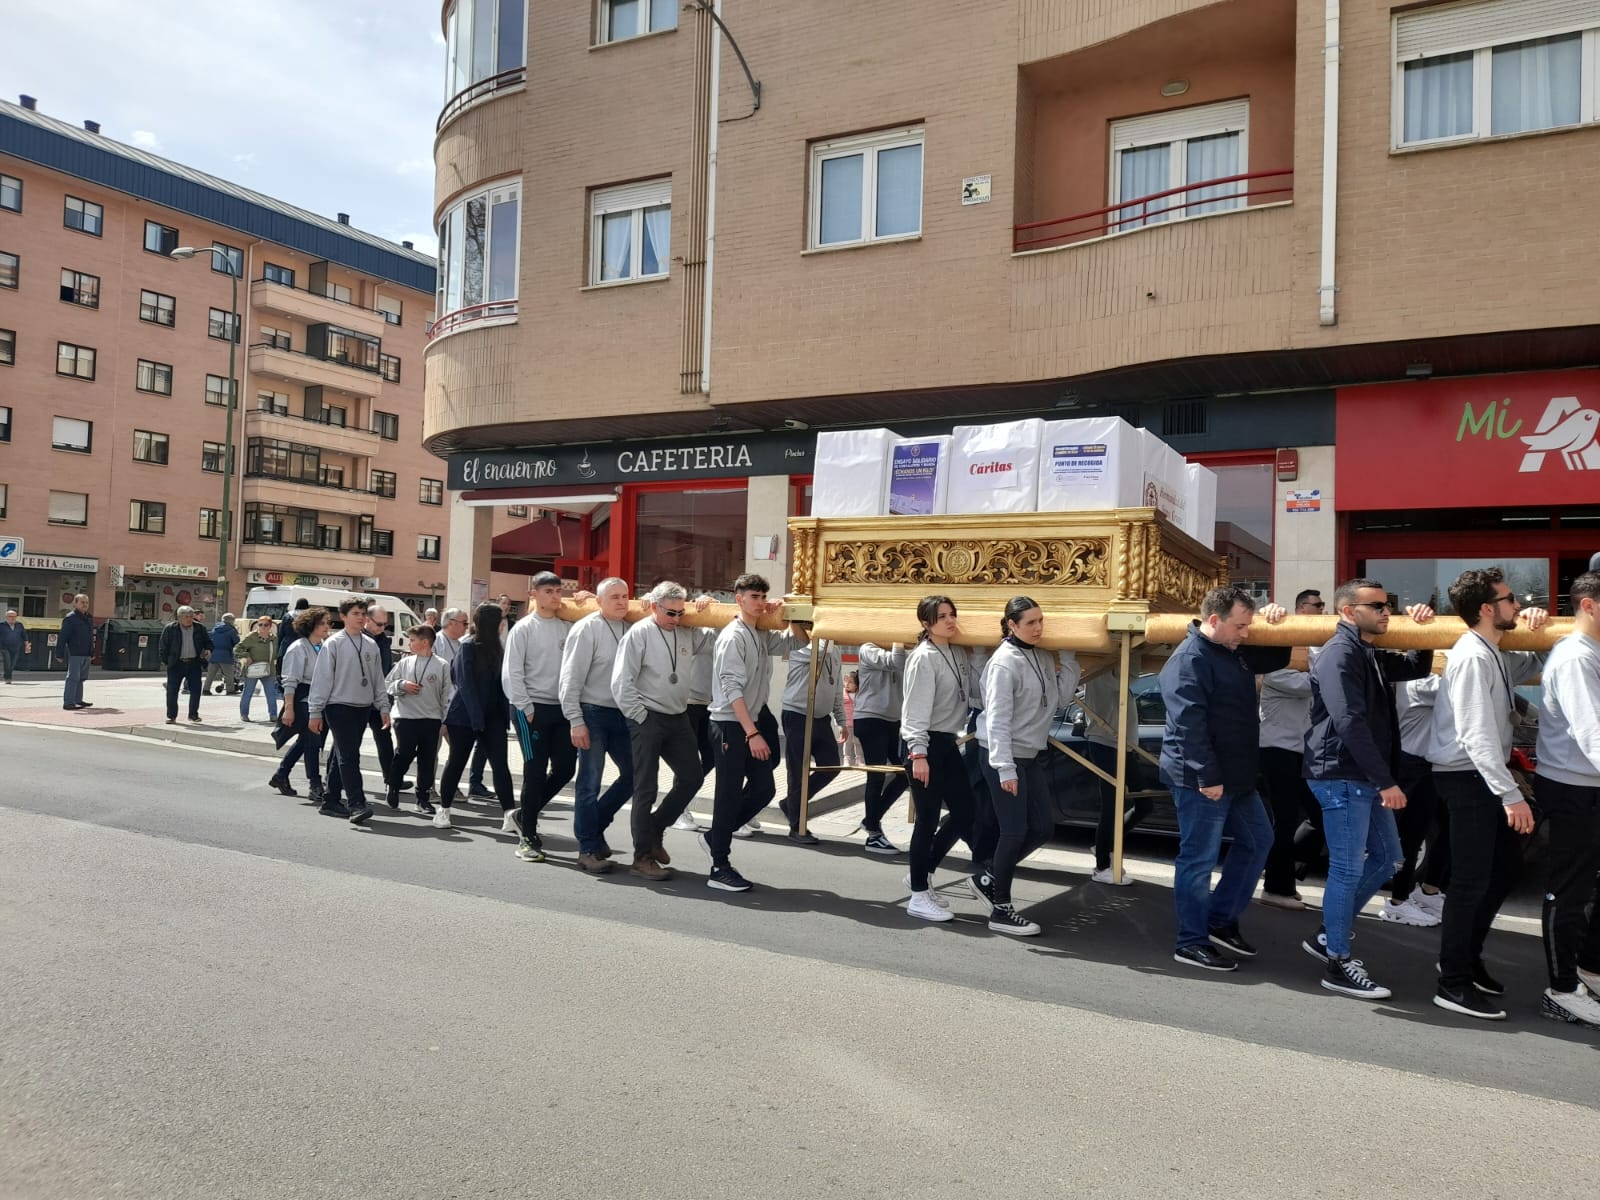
[0,552,99,618]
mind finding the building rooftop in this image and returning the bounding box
[0,98,436,294]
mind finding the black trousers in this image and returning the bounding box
[438,723,514,810]
[512,703,575,833]
[391,717,442,800]
[1535,775,1600,992]
[366,707,395,781]
[1087,741,1155,872]
[781,708,839,830]
[276,682,324,787]
[979,753,1055,906]
[323,704,374,810]
[1435,769,1526,991]
[708,707,781,863]
[165,660,203,720]
[906,733,974,892]
[628,709,705,857]
[688,703,715,774]
[1260,746,1325,896]
[855,716,907,831]
[1391,751,1449,902]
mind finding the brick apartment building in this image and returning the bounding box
[0,98,447,624]
[426,0,1600,613]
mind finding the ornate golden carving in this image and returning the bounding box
[1148,543,1215,611]
[824,537,1110,588]
[790,527,817,596]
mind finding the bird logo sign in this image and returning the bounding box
[1519,396,1600,473]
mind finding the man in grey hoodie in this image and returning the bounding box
[1427,567,1548,1020]
[1534,570,1600,1028]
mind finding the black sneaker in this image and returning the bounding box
[1173,945,1237,972]
[396,778,414,792]
[988,904,1042,937]
[268,774,297,797]
[1301,927,1330,964]
[318,796,350,818]
[384,787,401,810]
[308,785,326,806]
[707,864,753,893]
[413,795,437,816]
[1209,924,1257,957]
[786,829,820,846]
[348,803,374,825]
[468,783,494,800]
[863,831,900,855]
[1434,960,1507,996]
[1434,983,1506,1021]
[1323,956,1392,1000]
[970,870,998,907]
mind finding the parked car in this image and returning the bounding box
[1042,673,1176,833]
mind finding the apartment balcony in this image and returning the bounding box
[242,476,380,519]
[239,544,377,578]
[253,277,388,339]
[248,343,384,400]
[245,409,380,460]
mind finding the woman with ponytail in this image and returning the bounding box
[900,596,980,922]
[970,597,1080,935]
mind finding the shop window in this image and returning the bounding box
[1362,556,1552,614]
[633,487,747,597]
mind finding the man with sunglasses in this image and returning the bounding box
[1301,580,1436,1000]
[1427,567,1548,1020]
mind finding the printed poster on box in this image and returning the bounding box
[887,436,950,516]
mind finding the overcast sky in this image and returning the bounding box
[8,0,443,255]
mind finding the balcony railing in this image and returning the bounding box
[253,275,386,319]
[437,67,526,133]
[250,340,383,377]
[425,299,519,342]
[1013,169,1293,252]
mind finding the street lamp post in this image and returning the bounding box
[171,246,239,610]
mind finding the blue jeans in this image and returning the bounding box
[239,675,281,721]
[63,654,91,707]
[1171,786,1273,951]
[1311,779,1404,959]
[573,703,636,854]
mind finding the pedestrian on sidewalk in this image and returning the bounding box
[385,624,451,816]
[436,603,518,830]
[1427,567,1548,1020]
[853,641,909,854]
[237,617,281,723]
[308,597,389,826]
[779,639,847,846]
[503,572,575,863]
[1532,570,1600,1029]
[1257,589,1328,908]
[58,594,94,710]
[1,609,30,684]
[902,595,981,923]
[971,597,1080,937]
[160,606,213,724]
[1159,586,1290,972]
[206,614,240,695]
[1301,579,1436,1000]
[271,607,330,805]
[560,577,636,873]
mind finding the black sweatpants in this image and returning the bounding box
[781,708,839,830]
[855,716,907,832]
[1260,746,1324,896]
[391,717,442,800]
[323,704,374,811]
[688,703,715,774]
[707,707,781,864]
[1435,769,1526,991]
[512,702,575,834]
[906,733,974,892]
[438,723,514,810]
[979,753,1055,906]
[1390,751,1448,902]
[628,709,704,857]
[1535,775,1600,992]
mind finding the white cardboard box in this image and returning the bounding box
[1139,429,1190,529]
[812,429,894,517]
[1037,416,1144,511]
[948,419,1044,513]
[886,435,952,516]
[1184,461,1218,550]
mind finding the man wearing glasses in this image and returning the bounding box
[308,597,391,825]
[1300,580,1435,1000]
[1427,567,1548,1020]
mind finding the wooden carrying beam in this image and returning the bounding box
[1141,613,1573,652]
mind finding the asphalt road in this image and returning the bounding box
[3,724,1597,1198]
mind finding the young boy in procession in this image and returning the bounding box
[385,624,453,815]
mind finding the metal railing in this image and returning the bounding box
[425,299,519,342]
[436,67,527,132]
[1013,169,1293,252]
[253,274,386,318]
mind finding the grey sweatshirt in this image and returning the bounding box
[280,638,319,689]
[900,639,979,756]
[1396,673,1441,758]
[1426,632,1542,802]
[687,637,715,706]
[434,631,460,666]
[1258,661,1314,753]
[502,612,568,713]
[781,642,846,723]
[985,642,1080,782]
[307,629,389,718]
[611,618,716,722]
[386,653,451,721]
[1535,631,1600,787]
[854,643,906,722]
[710,621,800,722]
[560,612,630,725]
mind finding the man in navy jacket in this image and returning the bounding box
[58,593,95,710]
[1160,585,1289,971]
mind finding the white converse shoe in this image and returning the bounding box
[902,873,949,907]
[1091,866,1134,886]
[907,891,953,922]
[433,808,452,829]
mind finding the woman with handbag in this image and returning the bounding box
[237,617,281,723]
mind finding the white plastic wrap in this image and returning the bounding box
[948,419,1044,514]
[1184,461,1218,550]
[812,429,895,517]
[886,435,952,516]
[1138,428,1189,529]
[1036,416,1144,511]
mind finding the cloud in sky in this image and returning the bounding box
[9,0,442,255]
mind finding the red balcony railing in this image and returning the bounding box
[1013,169,1293,252]
[425,299,519,342]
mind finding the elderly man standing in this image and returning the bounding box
[160,605,213,724]
[59,594,95,710]
[206,612,241,695]
[560,577,635,873]
[1,609,30,684]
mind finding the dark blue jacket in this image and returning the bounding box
[370,629,394,675]
[1158,621,1291,793]
[210,621,240,664]
[1305,620,1432,789]
[0,619,26,654]
[445,641,507,732]
[59,609,95,658]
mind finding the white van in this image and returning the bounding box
[242,585,424,634]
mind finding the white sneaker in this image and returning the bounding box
[1378,898,1440,927]
[501,809,521,835]
[1542,984,1600,1028]
[902,873,949,907]
[672,812,700,832]
[1579,966,1600,995]
[907,891,953,922]
[1091,866,1134,886]
[1410,887,1446,917]
[697,831,713,862]
[733,818,761,838]
[433,808,452,829]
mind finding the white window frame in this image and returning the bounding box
[596,0,677,45]
[1392,2,1600,148]
[808,127,925,250]
[589,179,672,285]
[434,176,521,337]
[1107,99,1251,232]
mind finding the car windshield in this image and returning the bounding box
[245,602,288,621]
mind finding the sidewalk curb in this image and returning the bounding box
[123,725,284,759]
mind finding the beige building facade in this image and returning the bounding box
[0,100,448,626]
[427,0,1600,613]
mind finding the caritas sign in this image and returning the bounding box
[1337,370,1600,511]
